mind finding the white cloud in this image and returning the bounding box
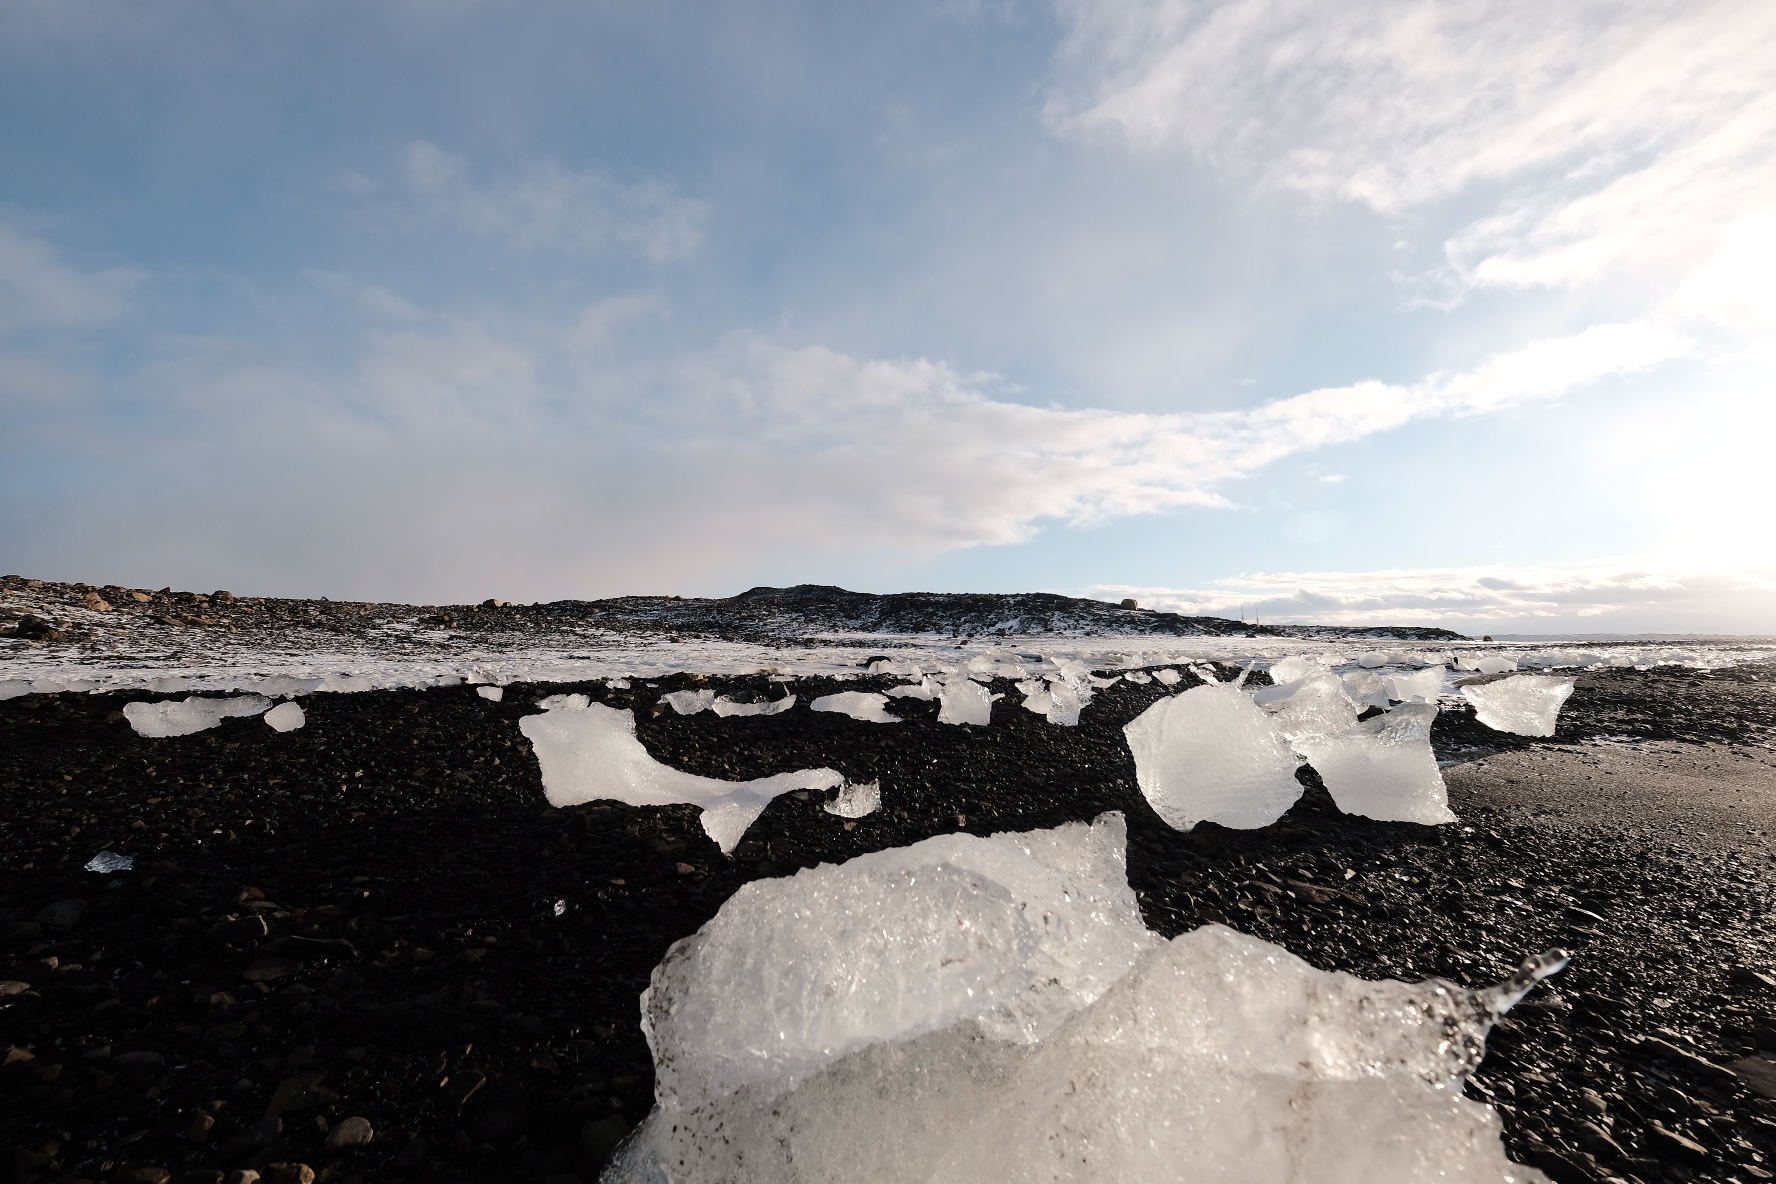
[1049,0,1776,307]
[1090,561,1776,634]
[377,141,711,261]
[0,223,138,334]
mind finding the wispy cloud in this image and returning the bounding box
[0,223,138,334]
[1089,562,1776,634]
[362,142,712,262]
[1049,0,1776,308]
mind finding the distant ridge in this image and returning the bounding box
[542,584,1468,642]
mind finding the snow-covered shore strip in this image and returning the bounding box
[2,631,1769,701]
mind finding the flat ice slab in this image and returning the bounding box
[263,701,306,732]
[1461,675,1576,737]
[608,815,1557,1184]
[122,695,272,738]
[1123,683,1302,831]
[937,676,993,726]
[517,697,843,853]
[712,693,795,717]
[811,691,899,723]
[1295,702,1456,824]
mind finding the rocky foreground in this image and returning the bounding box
[3,660,1776,1184]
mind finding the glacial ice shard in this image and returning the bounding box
[812,691,900,723]
[823,779,881,818]
[606,816,1558,1184]
[1386,666,1447,702]
[1295,702,1455,824]
[123,695,273,738]
[1269,673,1360,746]
[1461,675,1576,737]
[263,701,306,732]
[937,676,993,726]
[711,693,796,717]
[1123,683,1302,831]
[517,699,843,854]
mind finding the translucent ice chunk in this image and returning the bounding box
[938,676,992,726]
[607,816,1559,1184]
[712,693,796,717]
[1123,684,1303,831]
[123,695,273,738]
[84,851,133,873]
[1385,666,1446,702]
[1460,675,1576,737]
[1340,669,1393,708]
[1296,702,1455,824]
[664,688,717,715]
[868,658,923,676]
[1153,668,1182,685]
[517,700,843,854]
[1122,670,1151,685]
[1268,655,1324,684]
[476,685,505,702]
[1358,651,1389,668]
[264,701,306,732]
[812,691,900,723]
[0,680,30,701]
[635,814,1155,1108]
[1473,656,1517,675]
[885,678,940,700]
[824,779,881,818]
[1270,674,1359,746]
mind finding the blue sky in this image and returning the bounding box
[2,0,1772,632]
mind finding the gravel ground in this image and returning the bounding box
[3,662,1775,1184]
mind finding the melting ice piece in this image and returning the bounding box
[1358,651,1390,668]
[886,678,940,700]
[476,686,505,702]
[608,815,1563,1184]
[1461,676,1576,737]
[1123,684,1302,831]
[869,658,924,677]
[0,680,31,701]
[1296,702,1455,824]
[1122,670,1151,685]
[1270,674,1359,746]
[812,692,900,723]
[123,695,272,738]
[824,779,881,819]
[1153,668,1182,686]
[1268,655,1324,685]
[517,700,843,854]
[264,702,306,732]
[664,689,717,715]
[938,676,993,725]
[711,693,796,717]
[1386,666,1447,702]
[1341,670,1394,709]
[84,851,133,873]
[1473,655,1517,675]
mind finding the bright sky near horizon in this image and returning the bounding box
[2,1,1772,634]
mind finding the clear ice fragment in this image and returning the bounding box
[712,693,796,717]
[664,689,717,715]
[812,691,899,723]
[937,677,992,726]
[1385,666,1446,702]
[476,685,504,702]
[824,779,881,818]
[1295,702,1455,824]
[1123,684,1303,831]
[1460,676,1575,737]
[123,695,273,738]
[85,851,133,873]
[517,700,841,854]
[263,701,306,732]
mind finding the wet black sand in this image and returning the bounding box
[3,663,1775,1184]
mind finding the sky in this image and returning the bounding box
[1,0,1773,634]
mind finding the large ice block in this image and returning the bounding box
[605,816,1558,1184]
[1461,675,1576,737]
[811,691,900,723]
[1295,702,1455,824]
[123,695,272,738]
[1123,684,1302,831]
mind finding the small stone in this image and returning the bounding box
[438,1069,486,1108]
[188,1112,216,1143]
[222,1173,262,1184]
[207,915,270,944]
[35,898,89,932]
[243,955,299,983]
[0,980,30,997]
[1634,1035,1736,1082]
[171,1173,224,1184]
[264,1071,339,1118]
[1731,1056,1776,1098]
[323,1116,374,1150]
[528,1054,559,1075]
[215,1116,282,1160]
[258,1165,314,1184]
[470,1102,526,1144]
[213,590,237,604]
[1647,1123,1710,1162]
[114,1050,168,1072]
[1731,968,1776,990]
[117,1168,171,1184]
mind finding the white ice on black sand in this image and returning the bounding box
[605,814,1564,1184]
